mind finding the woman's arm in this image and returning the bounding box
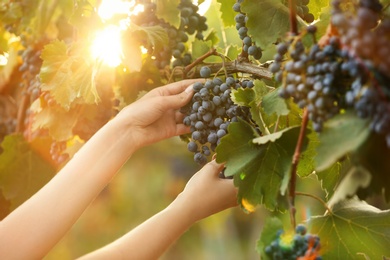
[78,160,237,260]
[0,79,200,259]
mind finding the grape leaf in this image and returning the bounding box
[355,133,390,201]
[257,217,284,259]
[216,0,236,27]
[327,166,371,208]
[0,135,55,211]
[156,0,181,28]
[316,159,351,199]
[40,40,100,110]
[309,199,390,259]
[216,121,306,211]
[231,87,255,106]
[262,88,290,116]
[31,99,80,141]
[315,111,370,172]
[307,0,330,20]
[242,0,303,48]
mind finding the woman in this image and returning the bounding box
[0,79,237,259]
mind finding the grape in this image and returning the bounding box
[232,0,263,61]
[200,66,212,78]
[182,74,256,164]
[131,0,208,69]
[264,225,322,259]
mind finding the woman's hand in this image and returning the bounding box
[173,159,238,222]
[115,79,202,149]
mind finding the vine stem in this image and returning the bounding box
[288,107,309,228]
[172,60,273,80]
[288,0,299,35]
[16,94,29,133]
[183,48,217,77]
[295,191,333,214]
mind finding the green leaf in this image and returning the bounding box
[39,40,100,110]
[216,0,236,27]
[316,158,351,199]
[354,133,390,201]
[242,0,300,48]
[216,122,305,211]
[231,87,255,106]
[0,135,55,211]
[315,111,370,172]
[262,88,290,116]
[257,217,284,258]
[128,24,169,50]
[327,166,371,208]
[156,0,181,28]
[309,199,390,259]
[307,0,330,20]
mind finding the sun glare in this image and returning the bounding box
[91,25,123,67]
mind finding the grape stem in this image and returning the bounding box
[288,107,309,228]
[183,48,217,77]
[288,0,299,35]
[295,191,333,214]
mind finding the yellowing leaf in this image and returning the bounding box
[241,198,256,213]
[39,40,100,110]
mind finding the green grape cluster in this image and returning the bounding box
[265,224,322,260]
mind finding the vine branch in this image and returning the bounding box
[295,191,333,214]
[173,60,273,80]
[183,47,217,77]
[288,107,309,228]
[288,0,299,35]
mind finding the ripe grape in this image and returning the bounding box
[232,0,263,61]
[200,66,212,78]
[264,225,322,260]
[182,71,255,164]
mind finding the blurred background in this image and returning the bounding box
[43,136,326,260]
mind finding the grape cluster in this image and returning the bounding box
[331,0,390,145]
[270,31,348,132]
[132,0,207,69]
[265,224,322,260]
[331,0,390,75]
[50,141,69,166]
[178,0,208,39]
[18,45,43,103]
[182,69,254,164]
[296,0,315,23]
[233,0,262,61]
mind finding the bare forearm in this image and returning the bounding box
[78,196,197,260]
[0,118,137,259]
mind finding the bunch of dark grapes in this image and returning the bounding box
[131,0,207,69]
[281,0,315,23]
[233,0,263,61]
[182,66,254,165]
[331,0,389,75]
[264,224,322,260]
[18,44,43,103]
[331,0,390,146]
[296,0,315,23]
[178,0,208,39]
[270,30,348,132]
[50,140,69,166]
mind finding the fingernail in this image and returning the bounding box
[185,84,194,93]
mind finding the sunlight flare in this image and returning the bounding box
[91,25,123,67]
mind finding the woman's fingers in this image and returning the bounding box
[145,79,203,98]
